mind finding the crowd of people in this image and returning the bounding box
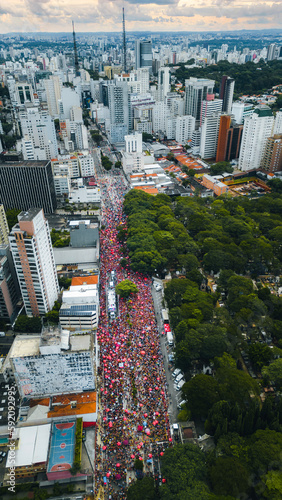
[94,171,171,499]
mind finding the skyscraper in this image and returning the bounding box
[135,40,152,73]
[239,105,274,171]
[0,205,9,245]
[200,113,221,159]
[0,160,57,213]
[158,67,171,101]
[216,115,243,162]
[200,95,223,126]
[44,75,61,117]
[175,115,195,145]
[108,82,130,144]
[261,134,282,172]
[19,106,58,160]
[184,77,215,127]
[0,245,20,323]
[219,76,235,114]
[9,208,59,316]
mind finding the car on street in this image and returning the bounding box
[154,282,162,292]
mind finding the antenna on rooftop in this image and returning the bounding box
[72,20,80,77]
[122,7,127,73]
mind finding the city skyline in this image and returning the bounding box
[0,0,282,35]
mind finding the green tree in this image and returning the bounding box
[210,162,233,176]
[261,470,282,500]
[164,278,198,309]
[127,477,158,500]
[182,374,220,419]
[159,444,208,498]
[5,208,20,230]
[14,315,42,333]
[262,358,282,390]
[248,343,273,371]
[209,456,249,497]
[115,280,138,299]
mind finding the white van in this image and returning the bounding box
[176,379,185,391]
[176,380,185,391]
[175,373,184,384]
[177,400,186,410]
[172,368,181,379]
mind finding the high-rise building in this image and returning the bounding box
[19,106,58,160]
[158,67,171,101]
[200,113,221,159]
[152,102,170,134]
[175,115,195,145]
[44,75,61,117]
[184,77,215,127]
[231,102,254,125]
[239,105,274,171]
[267,43,277,61]
[0,160,57,213]
[261,134,282,172]
[200,95,223,126]
[125,132,142,153]
[0,205,9,245]
[0,245,20,323]
[273,110,282,135]
[108,82,130,144]
[135,40,152,73]
[216,115,243,162]
[216,114,232,162]
[9,208,59,316]
[219,76,235,114]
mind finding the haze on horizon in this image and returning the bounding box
[0,0,281,35]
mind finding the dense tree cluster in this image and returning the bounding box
[101,152,112,171]
[123,187,282,500]
[123,190,199,275]
[174,59,282,95]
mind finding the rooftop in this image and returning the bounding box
[71,275,99,286]
[48,391,97,418]
[0,160,50,168]
[6,424,51,468]
[18,208,42,222]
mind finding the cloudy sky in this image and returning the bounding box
[0,0,281,33]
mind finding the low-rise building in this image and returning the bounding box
[202,174,228,196]
[5,424,51,480]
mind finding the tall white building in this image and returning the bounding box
[175,115,196,145]
[136,68,150,94]
[19,106,58,160]
[200,97,223,126]
[9,208,59,317]
[108,82,130,144]
[200,113,221,159]
[239,105,274,171]
[231,102,254,125]
[125,132,143,153]
[158,67,171,101]
[153,102,170,134]
[59,87,80,120]
[185,77,215,126]
[273,110,282,135]
[44,75,61,117]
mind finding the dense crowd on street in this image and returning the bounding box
[94,172,171,499]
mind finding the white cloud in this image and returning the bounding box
[0,0,280,32]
